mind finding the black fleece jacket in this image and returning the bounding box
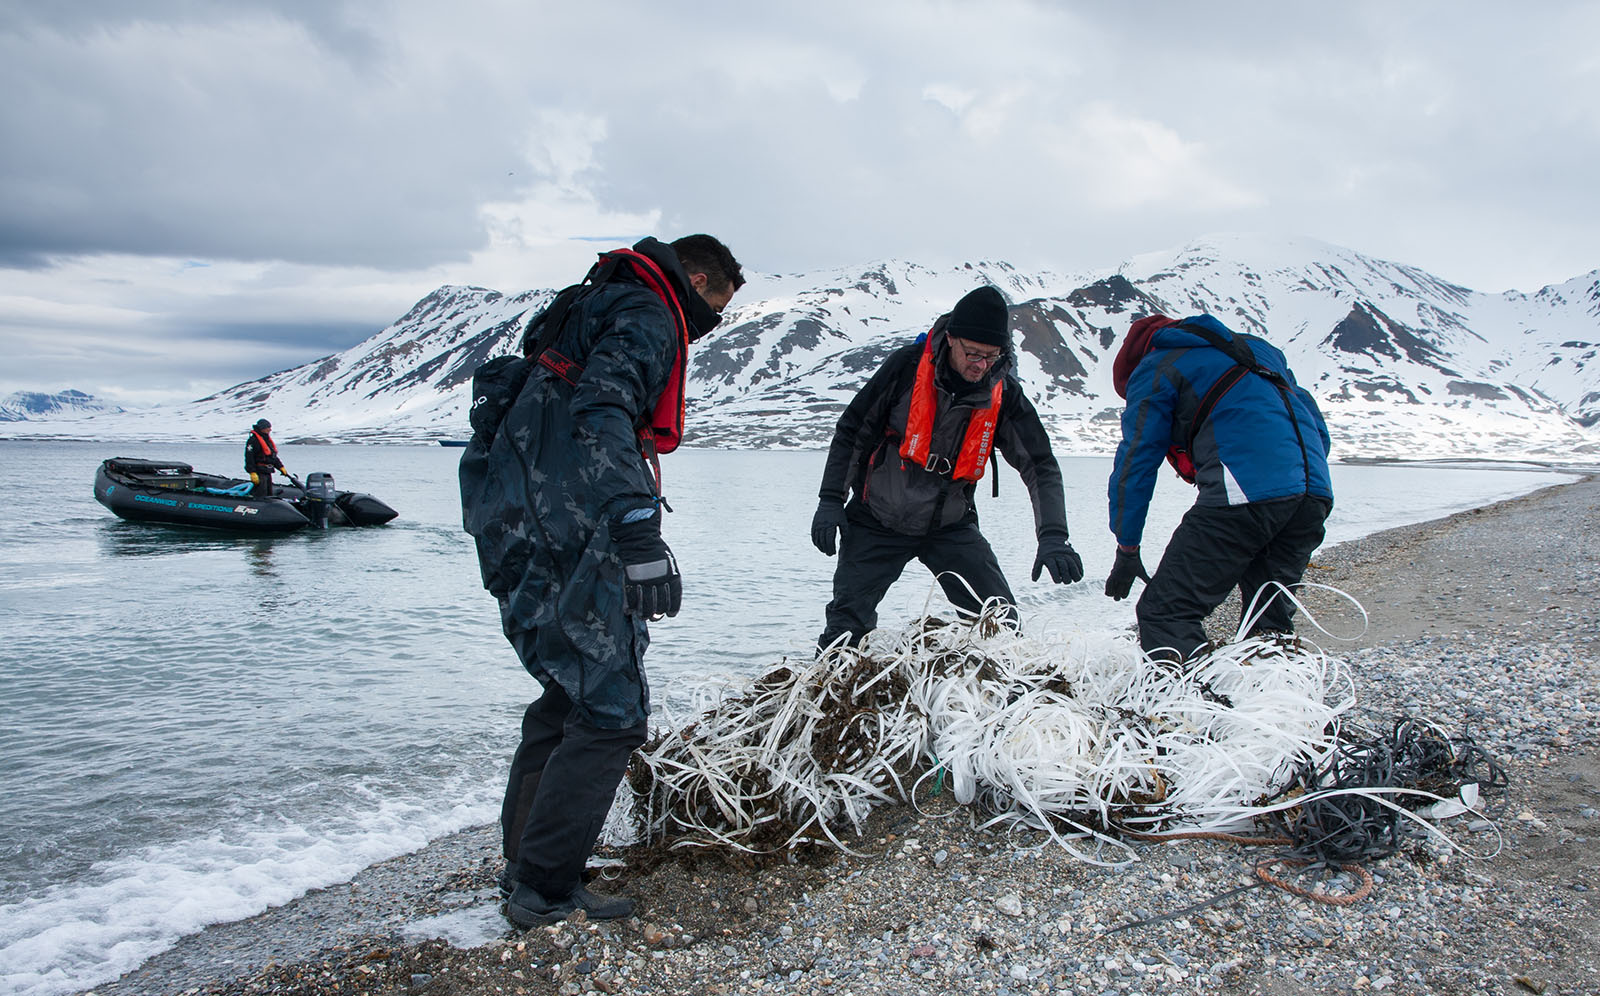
[817,325,1070,541]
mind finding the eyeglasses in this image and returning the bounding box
[953,341,1003,365]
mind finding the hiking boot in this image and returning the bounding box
[505,883,634,927]
[567,884,634,920]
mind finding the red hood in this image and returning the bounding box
[1112,314,1178,399]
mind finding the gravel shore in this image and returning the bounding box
[90,475,1600,996]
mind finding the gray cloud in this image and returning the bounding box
[1,0,1595,404]
[0,2,522,267]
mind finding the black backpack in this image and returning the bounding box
[465,249,654,448]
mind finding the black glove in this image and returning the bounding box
[810,499,847,557]
[1031,535,1084,584]
[611,514,682,619]
[1104,546,1150,600]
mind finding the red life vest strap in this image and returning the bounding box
[599,249,691,457]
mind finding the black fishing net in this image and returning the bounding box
[1268,716,1508,864]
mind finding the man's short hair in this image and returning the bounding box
[670,234,744,294]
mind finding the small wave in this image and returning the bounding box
[0,785,496,996]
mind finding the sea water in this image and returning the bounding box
[0,439,1573,996]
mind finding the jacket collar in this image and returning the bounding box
[631,237,721,340]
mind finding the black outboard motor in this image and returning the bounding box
[303,472,336,529]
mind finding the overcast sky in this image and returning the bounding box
[2,1,1596,405]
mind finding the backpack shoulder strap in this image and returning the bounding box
[1167,323,1296,482]
[1185,363,1250,454]
[1175,321,1287,386]
[518,253,633,382]
[520,284,583,359]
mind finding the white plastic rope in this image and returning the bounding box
[616,586,1480,864]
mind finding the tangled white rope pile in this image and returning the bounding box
[617,596,1368,863]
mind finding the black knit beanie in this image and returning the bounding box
[946,286,1009,348]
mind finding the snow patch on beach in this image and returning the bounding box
[399,905,507,950]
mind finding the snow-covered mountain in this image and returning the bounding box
[7,234,1598,460]
[0,389,122,421]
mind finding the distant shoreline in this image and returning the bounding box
[6,433,1600,470]
[1338,453,1600,474]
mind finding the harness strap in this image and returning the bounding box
[1187,363,1249,452]
[639,433,663,498]
[926,476,957,536]
[1165,322,1302,485]
[1176,321,1288,387]
[1180,323,1309,487]
[538,348,584,385]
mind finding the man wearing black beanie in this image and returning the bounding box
[811,285,1084,650]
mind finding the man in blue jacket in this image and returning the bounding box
[1104,313,1333,662]
[460,234,742,927]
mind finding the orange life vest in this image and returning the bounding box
[248,429,279,466]
[898,334,1003,481]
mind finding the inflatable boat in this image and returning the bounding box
[94,457,398,533]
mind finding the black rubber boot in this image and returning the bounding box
[505,883,634,927]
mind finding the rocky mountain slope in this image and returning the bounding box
[9,234,1598,460]
[0,389,122,421]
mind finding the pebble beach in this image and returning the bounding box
[88,474,1600,996]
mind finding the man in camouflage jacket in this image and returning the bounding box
[460,234,742,926]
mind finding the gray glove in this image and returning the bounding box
[612,514,682,619]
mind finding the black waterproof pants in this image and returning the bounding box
[248,468,273,498]
[1137,493,1332,662]
[818,504,1016,650]
[500,677,647,899]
